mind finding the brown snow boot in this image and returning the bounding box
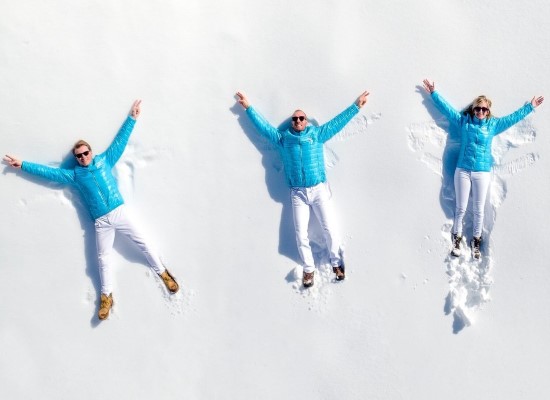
[451,233,462,257]
[303,271,315,288]
[160,270,179,294]
[333,265,345,281]
[98,293,113,320]
[471,236,482,260]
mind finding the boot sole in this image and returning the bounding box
[161,270,180,294]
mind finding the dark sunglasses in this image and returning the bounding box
[292,116,306,122]
[473,106,490,114]
[75,150,90,159]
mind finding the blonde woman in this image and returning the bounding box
[423,79,544,260]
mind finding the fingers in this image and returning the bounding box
[532,96,544,107]
[235,91,249,109]
[131,99,142,118]
[357,91,370,107]
[422,79,435,93]
[3,154,21,168]
[236,92,247,104]
[4,154,16,164]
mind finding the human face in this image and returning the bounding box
[74,145,93,167]
[291,111,308,132]
[473,100,490,120]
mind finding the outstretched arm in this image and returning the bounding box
[423,78,461,126]
[316,91,367,143]
[493,96,544,134]
[4,154,22,169]
[4,154,74,183]
[103,100,140,166]
[236,91,281,144]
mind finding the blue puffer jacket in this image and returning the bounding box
[21,116,136,220]
[431,91,534,172]
[246,104,359,187]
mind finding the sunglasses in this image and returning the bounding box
[75,150,90,159]
[292,116,306,122]
[473,106,490,114]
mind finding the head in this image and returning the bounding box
[291,109,308,132]
[72,140,93,167]
[468,95,492,120]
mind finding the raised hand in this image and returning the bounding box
[130,99,142,119]
[3,154,22,168]
[236,92,250,110]
[356,91,370,108]
[531,96,544,108]
[423,79,435,94]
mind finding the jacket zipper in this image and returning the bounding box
[299,142,305,185]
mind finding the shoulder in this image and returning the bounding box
[89,155,107,169]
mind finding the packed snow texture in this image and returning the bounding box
[2,0,550,399]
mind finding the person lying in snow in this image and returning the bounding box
[422,79,544,261]
[4,100,179,321]
[235,90,369,288]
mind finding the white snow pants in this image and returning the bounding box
[95,205,165,295]
[291,182,343,273]
[453,168,491,238]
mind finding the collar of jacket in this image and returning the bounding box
[472,116,489,125]
[290,125,311,136]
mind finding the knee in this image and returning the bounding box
[294,227,309,243]
[455,206,466,216]
[97,250,112,265]
[473,209,484,218]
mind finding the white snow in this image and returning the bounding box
[2,0,550,398]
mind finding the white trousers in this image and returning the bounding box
[453,168,491,238]
[95,205,165,295]
[291,182,342,273]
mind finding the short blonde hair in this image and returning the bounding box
[72,140,92,155]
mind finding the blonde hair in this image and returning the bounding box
[465,95,493,119]
[72,140,92,155]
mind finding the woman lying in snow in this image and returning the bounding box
[423,79,544,260]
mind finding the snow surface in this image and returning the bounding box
[2,0,550,398]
